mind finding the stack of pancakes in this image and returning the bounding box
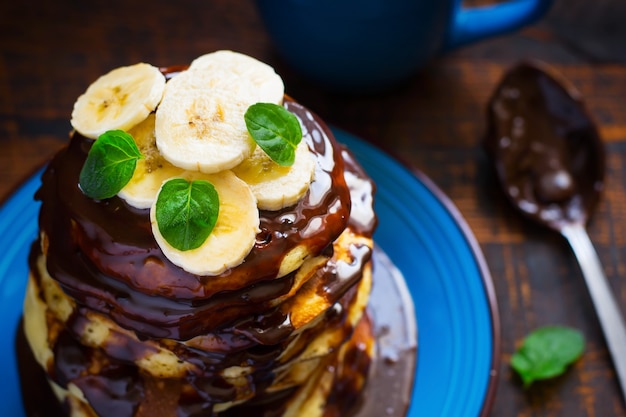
[22,90,378,416]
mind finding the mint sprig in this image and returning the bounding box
[511,325,585,388]
[155,178,219,251]
[244,103,302,166]
[79,130,143,199]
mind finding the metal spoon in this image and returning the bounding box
[485,61,626,401]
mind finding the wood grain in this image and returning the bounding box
[2,0,626,416]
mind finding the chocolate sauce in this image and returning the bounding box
[19,64,416,417]
[17,248,417,417]
[485,62,605,229]
[35,97,361,340]
[60,99,349,301]
[341,148,378,236]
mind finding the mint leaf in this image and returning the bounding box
[244,102,302,166]
[155,178,219,251]
[511,325,584,388]
[79,130,143,199]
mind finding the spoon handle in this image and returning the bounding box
[561,223,626,402]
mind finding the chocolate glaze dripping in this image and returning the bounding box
[25,255,365,415]
[19,64,406,417]
[39,97,351,298]
[17,250,416,417]
[35,96,370,341]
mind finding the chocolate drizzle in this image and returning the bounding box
[22,64,388,416]
[17,250,416,417]
[35,96,364,341]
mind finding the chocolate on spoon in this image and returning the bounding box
[485,61,604,230]
[485,61,626,403]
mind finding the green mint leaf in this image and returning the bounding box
[155,178,219,251]
[79,130,143,200]
[511,325,584,388]
[244,102,302,166]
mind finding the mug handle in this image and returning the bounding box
[445,0,553,50]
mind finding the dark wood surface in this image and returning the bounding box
[2,1,626,415]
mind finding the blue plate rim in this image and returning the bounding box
[404,145,501,417]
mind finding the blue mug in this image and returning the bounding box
[255,0,552,91]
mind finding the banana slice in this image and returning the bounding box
[71,63,166,139]
[155,51,285,174]
[189,50,285,105]
[155,69,257,173]
[232,141,315,210]
[117,114,185,209]
[150,170,260,276]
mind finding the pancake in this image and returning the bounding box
[17,51,414,417]
[17,249,417,417]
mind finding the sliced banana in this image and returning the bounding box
[189,50,285,105]
[155,51,285,174]
[150,170,260,276]
[117,114,185,209]
[232,141,315,210]
[71,63,165,139]
[155,69,257,173]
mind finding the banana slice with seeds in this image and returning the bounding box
[150,170,260,276]
[155,51,285,174]
[155,69,258,174]
[233,141,315,210]
[71,63,165,139]
[117,114,185,209]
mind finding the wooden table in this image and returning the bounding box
[2,0,626,415]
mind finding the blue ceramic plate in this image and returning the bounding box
[0,128,499,417]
